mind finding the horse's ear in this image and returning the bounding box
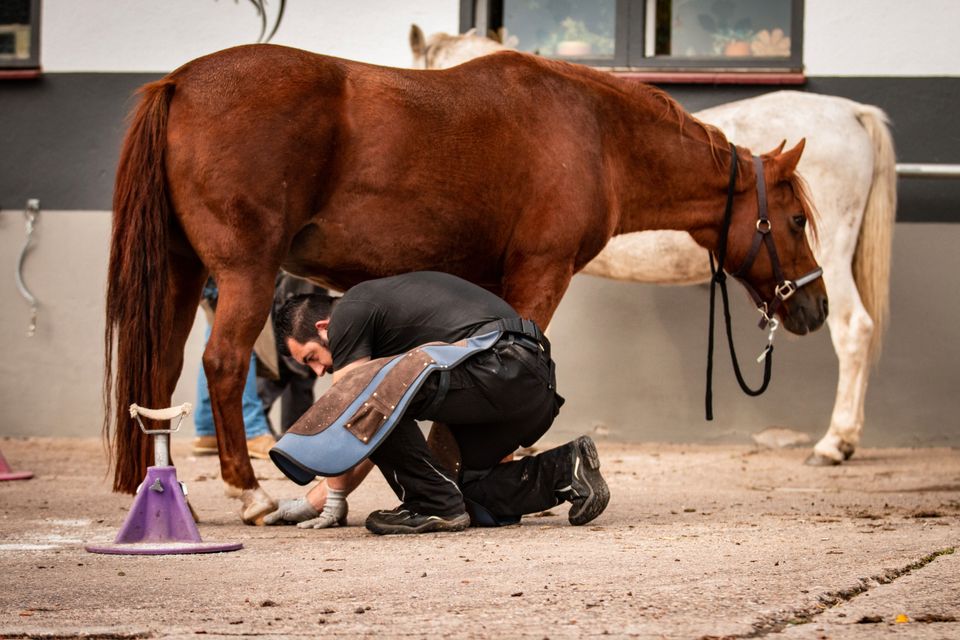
[764,139,787,157]
[773,138,805,178]
[409,24,426,57]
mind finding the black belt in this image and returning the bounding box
[424,318,553,416]
[476,317,551,359]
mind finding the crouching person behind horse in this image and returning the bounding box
[263,271,609,535]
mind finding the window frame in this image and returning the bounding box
[0,0,41,71]
[461,0,803,75]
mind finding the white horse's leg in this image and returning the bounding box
[806,268,874,466]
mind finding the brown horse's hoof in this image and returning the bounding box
[240,487,277,526]
[804,452,842,467]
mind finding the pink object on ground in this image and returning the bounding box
[0,448,32,481]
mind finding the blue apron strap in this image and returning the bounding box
[419,369,451,417]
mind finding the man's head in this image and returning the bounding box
[275,292,338,377]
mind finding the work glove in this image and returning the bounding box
[263,497,319,525]
[297,489,348,529]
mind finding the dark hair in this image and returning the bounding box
[274,292,338,356]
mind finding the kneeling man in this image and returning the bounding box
[266,271,608,534]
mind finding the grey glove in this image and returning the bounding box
[297,489,348,529]
[263,497,320,525]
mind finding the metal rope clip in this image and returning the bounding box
[16,199,40,337]
[757,316,779,363]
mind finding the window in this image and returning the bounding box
[461,0,803,74]
[500,0,622,65]
[0,0,40,69]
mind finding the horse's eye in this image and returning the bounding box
[792,214,806,228]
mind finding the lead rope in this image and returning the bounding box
[705,147,774,420]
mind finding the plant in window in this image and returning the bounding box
[750,28,790,57]
[697,0,755,57]
[549,17,615,57]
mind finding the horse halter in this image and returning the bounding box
[725,152,823,330]
[705,144,823,420]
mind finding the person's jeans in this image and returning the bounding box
[194,326,270,438]
[256,362,315,435]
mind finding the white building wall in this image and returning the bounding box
[41,1,960,76]
[803,0,960,76]
[41,0,459,72]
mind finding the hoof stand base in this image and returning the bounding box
[86,466,242,556]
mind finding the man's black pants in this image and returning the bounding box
[369,335,568,519]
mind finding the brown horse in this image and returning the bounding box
[105,45,827,524]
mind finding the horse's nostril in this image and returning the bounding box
[821,297,829,319]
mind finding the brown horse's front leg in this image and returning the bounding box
[203,272,278,525]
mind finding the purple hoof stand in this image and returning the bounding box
[86,466,242,555]
[0,449,32,481]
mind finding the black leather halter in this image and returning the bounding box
[705,144,823,420]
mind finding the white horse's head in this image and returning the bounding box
[409,24,515,70]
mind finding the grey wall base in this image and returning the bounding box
[1,210,956,447]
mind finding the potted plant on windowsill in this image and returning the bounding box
[550,17,614,58]
[712,26,756,57]
[698,1,754,57]
[750,28,791,57]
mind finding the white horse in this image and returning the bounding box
[410,24,516,70]
[409,26,896,466]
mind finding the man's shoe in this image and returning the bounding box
[192,436,219,456]
[564,436,610,526]
[365,506,470,535]
[246,433,276,460]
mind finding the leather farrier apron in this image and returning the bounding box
[269,330,505,483]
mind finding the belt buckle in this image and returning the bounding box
[520,318,536,338]
[517,334,543,353]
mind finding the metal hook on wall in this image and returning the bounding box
[15,199,40,337]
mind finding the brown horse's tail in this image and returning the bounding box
[104,79,177,493]
[852,103,897,364]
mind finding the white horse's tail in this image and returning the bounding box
[852,104,897,364]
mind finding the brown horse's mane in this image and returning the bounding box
[542,56,821,234]
[557,58,822,228]
[467,51,818,237]
[521,53,731,156]
[790,171,820,239]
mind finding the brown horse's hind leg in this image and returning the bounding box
[159,251,207,521]
[202,269,278,525]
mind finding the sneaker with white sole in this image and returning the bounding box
[562,436,610,526]
[365,506,470,535]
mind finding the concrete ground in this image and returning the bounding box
[0,436,957,639]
